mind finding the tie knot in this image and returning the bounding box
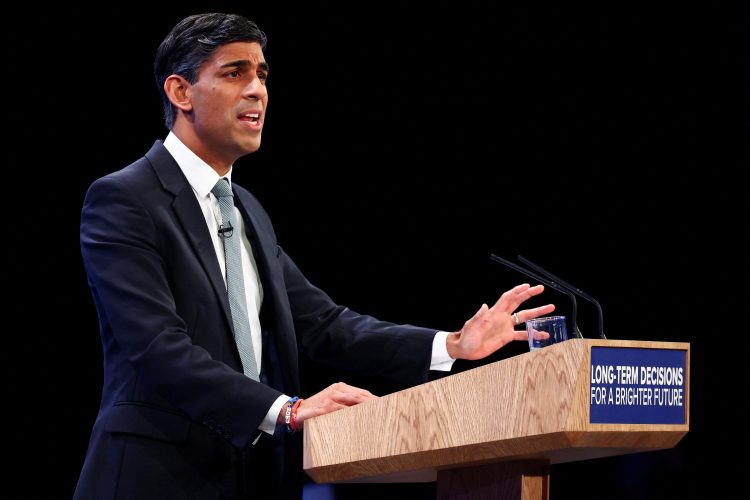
[211,178,233,198]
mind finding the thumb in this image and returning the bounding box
[473,303,489,320]
[462,303,489,333]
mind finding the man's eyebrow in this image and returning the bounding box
[219,60,270,72]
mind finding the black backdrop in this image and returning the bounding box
[4,3,747,499]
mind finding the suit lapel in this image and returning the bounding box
[144,140,298,392]
[235,196,276,289]
[235,190,298,392]
[173,192,233,328]
[144,142,234,333]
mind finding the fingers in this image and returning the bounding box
[492,283,536,310]
[508,284,546,311]
[492,283,553,315]
[513,303,555,324]
[492,283,531,310]
[512,330,528,341]
[326,381,376,405]
[296,382,378,427]
[329,383,376,405]
[530,329,551,341]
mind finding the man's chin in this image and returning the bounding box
[238,139,262,156]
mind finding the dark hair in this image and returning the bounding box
[154,13,267,130]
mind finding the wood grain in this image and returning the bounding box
[303,339,690,484]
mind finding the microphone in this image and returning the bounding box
[217,222,234,238]
[517,255,607,339]
[489,254,583,339]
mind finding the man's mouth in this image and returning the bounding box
[239,112,261,123]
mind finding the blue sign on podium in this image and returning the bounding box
[589,347,687,424]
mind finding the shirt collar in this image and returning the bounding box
[163,131,233,198]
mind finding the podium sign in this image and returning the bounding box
[590,346,687,424]
[303,339,690,499]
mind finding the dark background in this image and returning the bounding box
[4,2,747,499]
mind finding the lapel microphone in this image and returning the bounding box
[218,223,234,238]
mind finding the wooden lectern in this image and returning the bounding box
[303,339,690,499]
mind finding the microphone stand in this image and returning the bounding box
[490,254,583,339]
[517,255,607,340]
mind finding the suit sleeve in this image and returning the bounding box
[278,247,438,388]
[80,175,280,450]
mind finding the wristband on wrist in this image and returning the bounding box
[290,398,303,433]
[284,396,299,433]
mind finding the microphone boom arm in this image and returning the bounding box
[490,254,583,339]
[517,255,606,340]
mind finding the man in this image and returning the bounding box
[74,13,554,499]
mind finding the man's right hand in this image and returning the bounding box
[279,382,377,430]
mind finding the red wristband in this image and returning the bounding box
[290,398,303,432]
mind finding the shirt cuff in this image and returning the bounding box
[260,394,290,435]
[430,330,456,371]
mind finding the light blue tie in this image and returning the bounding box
[211,178,260,381]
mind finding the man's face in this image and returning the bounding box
[187,41,268,165]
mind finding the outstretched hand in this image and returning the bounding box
[446,283,555,360]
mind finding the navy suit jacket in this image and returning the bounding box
[74,141,438,499]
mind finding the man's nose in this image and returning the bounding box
[243,77,267,100]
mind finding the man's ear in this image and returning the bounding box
[164,75,193,112]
